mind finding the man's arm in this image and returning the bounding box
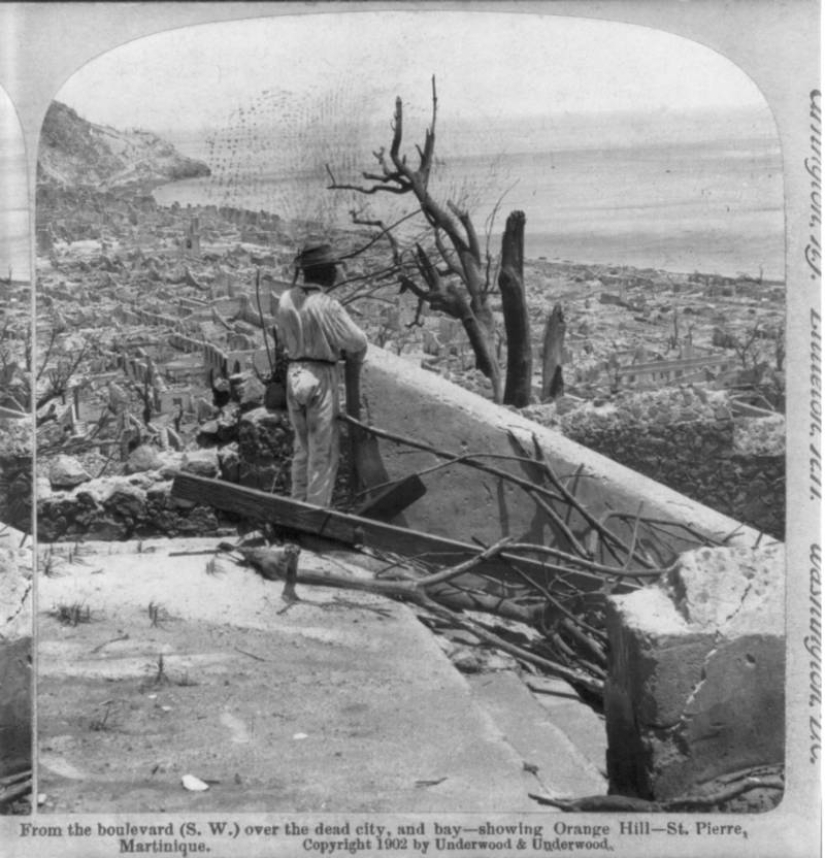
[324,297,368,359]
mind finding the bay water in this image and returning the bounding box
[153,108,786,281]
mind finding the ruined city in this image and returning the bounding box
[0,90,782,823]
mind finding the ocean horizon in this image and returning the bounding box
[155,108,784,282]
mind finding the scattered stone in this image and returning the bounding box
[49,455,91,490]
[181,774,209,792]
[218,445,241,483]
[233,373,266,409]
[181,449,220,478]
[125,444,163,474]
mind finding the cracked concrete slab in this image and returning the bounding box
[36,537,601,814]
[604,543,784,802]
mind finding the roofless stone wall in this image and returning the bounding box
[560,409,784,540]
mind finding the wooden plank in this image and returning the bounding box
[344,354,391,494]
[354,473,427,522]
[171,472,628,595]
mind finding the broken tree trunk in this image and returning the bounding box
[408,246,503,403]
[461,308,503,402]
[499,210,532,407]
[541,303,566,401]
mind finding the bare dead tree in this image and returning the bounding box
[36,348,91,415]
[124,375,155,427]
[327,77,532,404]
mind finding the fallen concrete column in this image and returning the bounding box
[359,347,770,554]
[604,543,784,804]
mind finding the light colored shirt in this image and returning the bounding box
[275,286,367,363]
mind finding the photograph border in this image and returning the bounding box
[0,2,819,856]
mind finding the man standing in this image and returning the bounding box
[274,244,367,507]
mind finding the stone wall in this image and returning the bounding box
[554,391,784,540]
[37,468,235,543]
[0,421,32,534]
[37,408,297,543]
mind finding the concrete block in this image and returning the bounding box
[0,637,31,778]
[604,543,784,800]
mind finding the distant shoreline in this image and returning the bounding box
[147,190,786,287]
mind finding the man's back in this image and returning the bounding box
[276,286,366,363]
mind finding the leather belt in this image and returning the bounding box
[289,357,339,365]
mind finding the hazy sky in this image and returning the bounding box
[57,10,770,135]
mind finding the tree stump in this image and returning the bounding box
[499,211,532,407]
[541,303,566,401]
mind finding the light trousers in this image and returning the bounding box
[286,362,340,507]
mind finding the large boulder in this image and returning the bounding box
[49,455,91,490]
[125,443,163,474]
[604,543,784,805]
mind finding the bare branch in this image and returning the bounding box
[433,228,463,279]
[398,273,429,303]
[447,200,481,261]
[325,161,409,196]
[332,263,403,293]
[329,180,409,196]
[414,244,442,293]
[36,328,58,382]
[362,170,406,186]
[372,146,394,177]
[346,212,405,264]
[414,537,513,587]
[419,74,438,183]
[390,96,403,160]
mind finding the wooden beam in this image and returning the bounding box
[171,472,630,596]
[353,473,427,522]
